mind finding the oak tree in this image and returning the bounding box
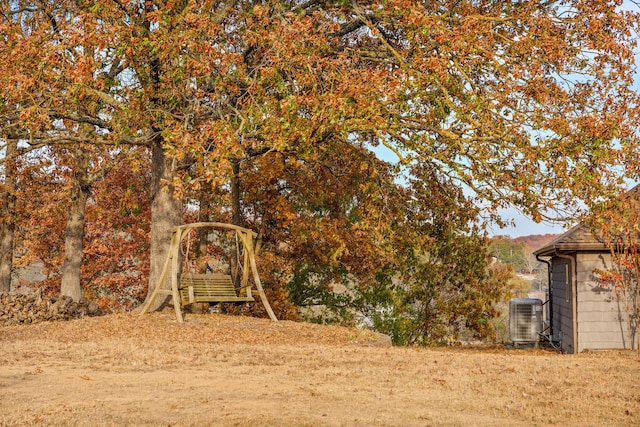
[2,0,640,322]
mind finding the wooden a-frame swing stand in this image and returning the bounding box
[139,222,277,322]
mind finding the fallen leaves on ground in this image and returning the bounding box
[0,311,386,347]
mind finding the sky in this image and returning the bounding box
[372,144,574,238]
[491,208,568,238]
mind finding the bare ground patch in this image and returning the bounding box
[0,312,638,426]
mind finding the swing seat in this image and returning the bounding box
[178,273,254,305]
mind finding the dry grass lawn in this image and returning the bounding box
[0,312,639,426]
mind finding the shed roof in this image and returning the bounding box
[533,184,640,257]
[533,222,607,256]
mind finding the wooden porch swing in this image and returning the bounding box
[139,222,277,322]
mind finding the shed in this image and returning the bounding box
[534,223,633,353]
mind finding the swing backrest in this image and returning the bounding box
[178,273,254,305]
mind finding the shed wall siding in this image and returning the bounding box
[550,257,574,353]
[575,252,631,352]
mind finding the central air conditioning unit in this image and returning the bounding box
[509,298,543,346]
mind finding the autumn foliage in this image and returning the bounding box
[2,1,640,344]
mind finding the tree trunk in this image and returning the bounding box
[140,140,183,311]
[196,184,211,260]
[0,140,17,293]
[60,175,90,301]
[230,159,244,227]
